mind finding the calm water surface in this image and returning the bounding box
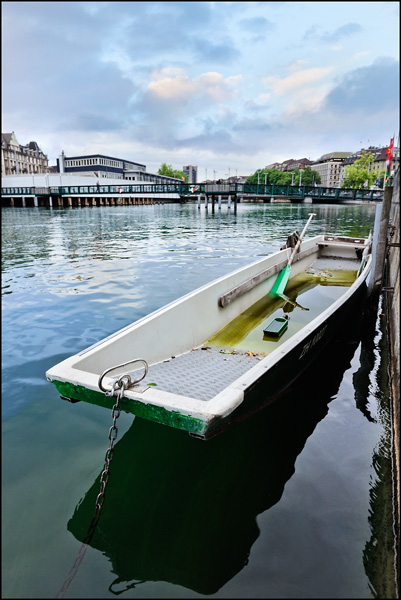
[1,203,397,598]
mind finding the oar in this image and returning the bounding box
[270,213,316,300]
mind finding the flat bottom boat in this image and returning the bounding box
[46,233,372,439]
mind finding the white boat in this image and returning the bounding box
[46,231,372,439]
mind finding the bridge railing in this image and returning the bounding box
[1,183,385,201]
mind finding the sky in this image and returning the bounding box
[2,1,400,179]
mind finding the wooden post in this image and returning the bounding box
[368,187,392,303]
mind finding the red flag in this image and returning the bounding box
[385,137,394,183]
[385,137,394,161]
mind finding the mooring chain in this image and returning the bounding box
[55,376,128,599]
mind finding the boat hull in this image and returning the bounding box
[46,234,372,439]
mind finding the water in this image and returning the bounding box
[207,270,357,353]
[1,203,397,598]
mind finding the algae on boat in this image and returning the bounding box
[206,269,357,354]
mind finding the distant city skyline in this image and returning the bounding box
[2,1,399,180]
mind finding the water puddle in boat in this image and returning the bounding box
[206,269,357,355]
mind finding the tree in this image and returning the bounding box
[158,163,187,182]
[341,151,378,189]
[246,166,321,186]
[294,166,321,186]
[246,168,291,185]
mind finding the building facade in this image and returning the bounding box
[57,151,183,184]
[312,152,352,187]
[267,158,314,172]
[1,132,49,175]
[339,145,400,186]
[183,165,197,184]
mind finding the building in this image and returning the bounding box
[57,151,183,184]
[1,132,49,175]
[57,151,144,180]
[266,158,314,172]
[183,165,197,184]
[312,152,352,187]
[338,145,400,186]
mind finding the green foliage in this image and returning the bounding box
[341,151,379,189]
[298,166,321,185]
[246,166,321,186]
[157,162,187,182]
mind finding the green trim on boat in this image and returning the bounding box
[49,379,207,436]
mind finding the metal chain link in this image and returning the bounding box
[55,377,128,599]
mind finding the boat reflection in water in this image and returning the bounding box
[67,312,363,596]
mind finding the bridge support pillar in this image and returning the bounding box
[49,197,53,208]
[304,196,313,203]
[198,195,201,209]
[10,198,14,206]
[205,195,208,209]
[227,195,232,209]
[33,197,37,207]
[68,197,72,207]
[218,195,222,209]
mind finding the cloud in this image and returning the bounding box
[239,16,275,34]
[304,22,363,44]
[265,67,333,95]
[321,22,363,43]
[267,57,400,154]
[1,2,399,174]
[191,38,242,64]
[353,51,371,60]
[147,68,242,103]
[324,57,399,113]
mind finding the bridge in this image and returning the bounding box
[1,182,384,208]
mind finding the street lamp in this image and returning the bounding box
[256,169,263,194]
[299,170,302,186]
[290,172,295,185]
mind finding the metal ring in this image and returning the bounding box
[98,359,149,393]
